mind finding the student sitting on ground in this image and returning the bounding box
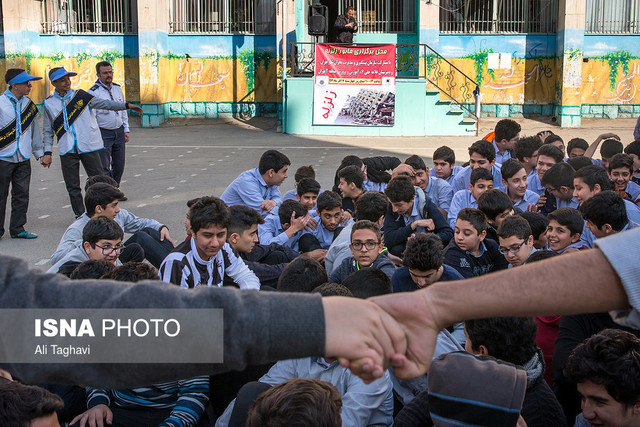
[477,189,516,243]
[448,168,494,229]
[518,211,549,249]
[430,145,462,184]
[581,191,638,239]
[384,176,452,256]
[515,135,543,179]
[337,165,365,217]
[332,154,400,193]
[102,262,159,282]
[624,139,640,184]
[584,133,623,169]
[451,139,506,193]
[293,177,321,213]
[70,259,116,280]
[329,220,395,283]
[0,381,64,427]
[608,153,640,204]
[567,137,589,158]
[159,196,260,290]
[258,200,314,252]
[539,162,579,215]
[491,118,521,164]
[311,191,353,250]
[497,215,537,268]
[567,155,593,172]
[48,216,126,275]
[443,208,508,278]
[501,158,540,211]
[528,143,564,195]
[221,149,290,217]
[276,256,328,293]
[342,267,393,298]
[544,134,567,160]
[281,165,317,202]
[546,207,585,254]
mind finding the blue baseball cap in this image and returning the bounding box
[6,70,43,86]
[48,67,78,82]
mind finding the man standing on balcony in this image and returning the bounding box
[335,6,358,43]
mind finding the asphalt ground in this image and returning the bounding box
[1,115,637,269]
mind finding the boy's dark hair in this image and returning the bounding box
[477,189,513,221]
[187,197,202,208]
[525,250,558,263]
[543,134,564,147]
[515,136,543,162]
[316,191,342,213]
[102,262,159,282]
[296,178,321,197]
[333,156,364,191]
[541,162,575,188]
[402,233,444,272]
[350,219,381,241]
[470,167,493,186]
[456,208,489,233]
[5,68,25,86]
[384,176,415,203]
[600,139,624,159]
[95,60,112,73]
[567,137,588,153]
[465,317,538,366]
[313,282,354,297]
[468,140,496,163]
[564,329,640,407]
[294,165,316,182]
[278,200,307,226]
[405,154,427,171]
[277,257,328,292]
[580,191,628,231]
[337,165,364,190]
[342,268,392,298]
[567,155,593,172]
[70,259,116,280]
[433,146,456,165]
[497,215,532,240]
[608,153,634,173]
[624,140,640,157]
[547,208,584,236]
[82,216,124,245]
[258,150,290,175]
[494,118,521,143]
[500,158,524,180]
[575,165,614,191]
[246,378,342,427]
[85,174,119,191]
[189,196,231,233]
[84,183,124,217]
[517,211,549,241]
[355,191,389,222]
[229,205,265,236]
[0,380,64,427]
[537,144,564,163]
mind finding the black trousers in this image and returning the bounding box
[0,159,31,236]
[99,125,126,184]
[60,151,104,217]
[124,227,175,268]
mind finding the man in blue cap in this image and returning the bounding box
[0,68,46,239]
[42,66,143,217]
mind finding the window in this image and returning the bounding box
[440,0,557,34]
[41,0,136,34]
[170,0,276,34]
[586,0,639,33]
[338,0,416,33]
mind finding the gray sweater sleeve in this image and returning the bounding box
[89,97,127,111]
[0,255,325,388]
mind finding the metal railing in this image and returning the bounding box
[585,0,639,34]
[170,0,275,34]
[338,0,416,33]
[41,0,135,34]
[289,42,479,121]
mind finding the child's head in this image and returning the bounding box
[573,165,613,203]
[624,140,640,171]
[184,197,201,237]
[501,159,528,200]
[454,208,488,253]
[349,220,383,268]
[402,233,445,288]
[385,176,416,216]
[354,191,389,224]
[277,257,328,292]
[82,216,124,264]
[294,165,316,183]
[608,153,634,192]
[536,144,564,181]
[84,174,119,191]
[497,216,534,267]
[101,262,159,282]
[544,134,566,157]
[313,282,353,297]
[432,145,456,179]
[405,154,428,190]
[84,183,124,219]
[468,140,496,170]
[278,200,308,229]
[542,162,575,201]
[494,118,521,150]
[546,208,583,252]
[337,165,365,198]
[566,155,593,172]
[189,196,232,260]
[600,139,624,170]
[567,138,589,158]
[515,135,543,171]
[70,259,116,280]
[468,168,494,201]
[477,189,514,229]
[0,381,64,427]
[580,191,628,238]
[258,149,290,186]
[296,178,321,210]
[228,205,265,253]
[517,211,549,249]
[343,268,392,298]
[316,191,343,232]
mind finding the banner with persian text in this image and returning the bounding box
[313,44,396,126]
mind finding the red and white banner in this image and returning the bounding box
[313,44,396,126]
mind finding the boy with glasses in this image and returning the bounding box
[497,216,536,268]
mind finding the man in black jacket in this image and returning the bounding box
[334,6,357,43]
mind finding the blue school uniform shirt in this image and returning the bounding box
[451,164,505,193]
[281,188,298,202]
[512,190,540,212]
[363,178,387,192]
[221,168,282,217]
[310,212,353,250]
[527,170,545,195]
[555,196,580,209]
[425,176,454,213]
[448,189,478,229]
[626,181,640,202]
[493,140,514,165]
[404,197,427,232]
[547,240,585,254]
[580,202,640,248]
[392,265,464,293]
[258,214,305,251]
[430,165,463,185]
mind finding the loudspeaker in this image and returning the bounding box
[308,4,328,36]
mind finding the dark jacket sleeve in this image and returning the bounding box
[364,156,401,184]
[0,255,325,388]
[394,387,434,427]
[486,240,509,272]
[383,204,414,250]
[422,197,453,245]
[245,243,299,263]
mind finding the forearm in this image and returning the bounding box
[90,97,127,111]
[584,137,602,158]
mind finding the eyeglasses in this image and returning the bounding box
[94,243,124,255]
[351,240,380,251]
[498,240,527,255]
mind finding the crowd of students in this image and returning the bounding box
[3,118,640,427]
